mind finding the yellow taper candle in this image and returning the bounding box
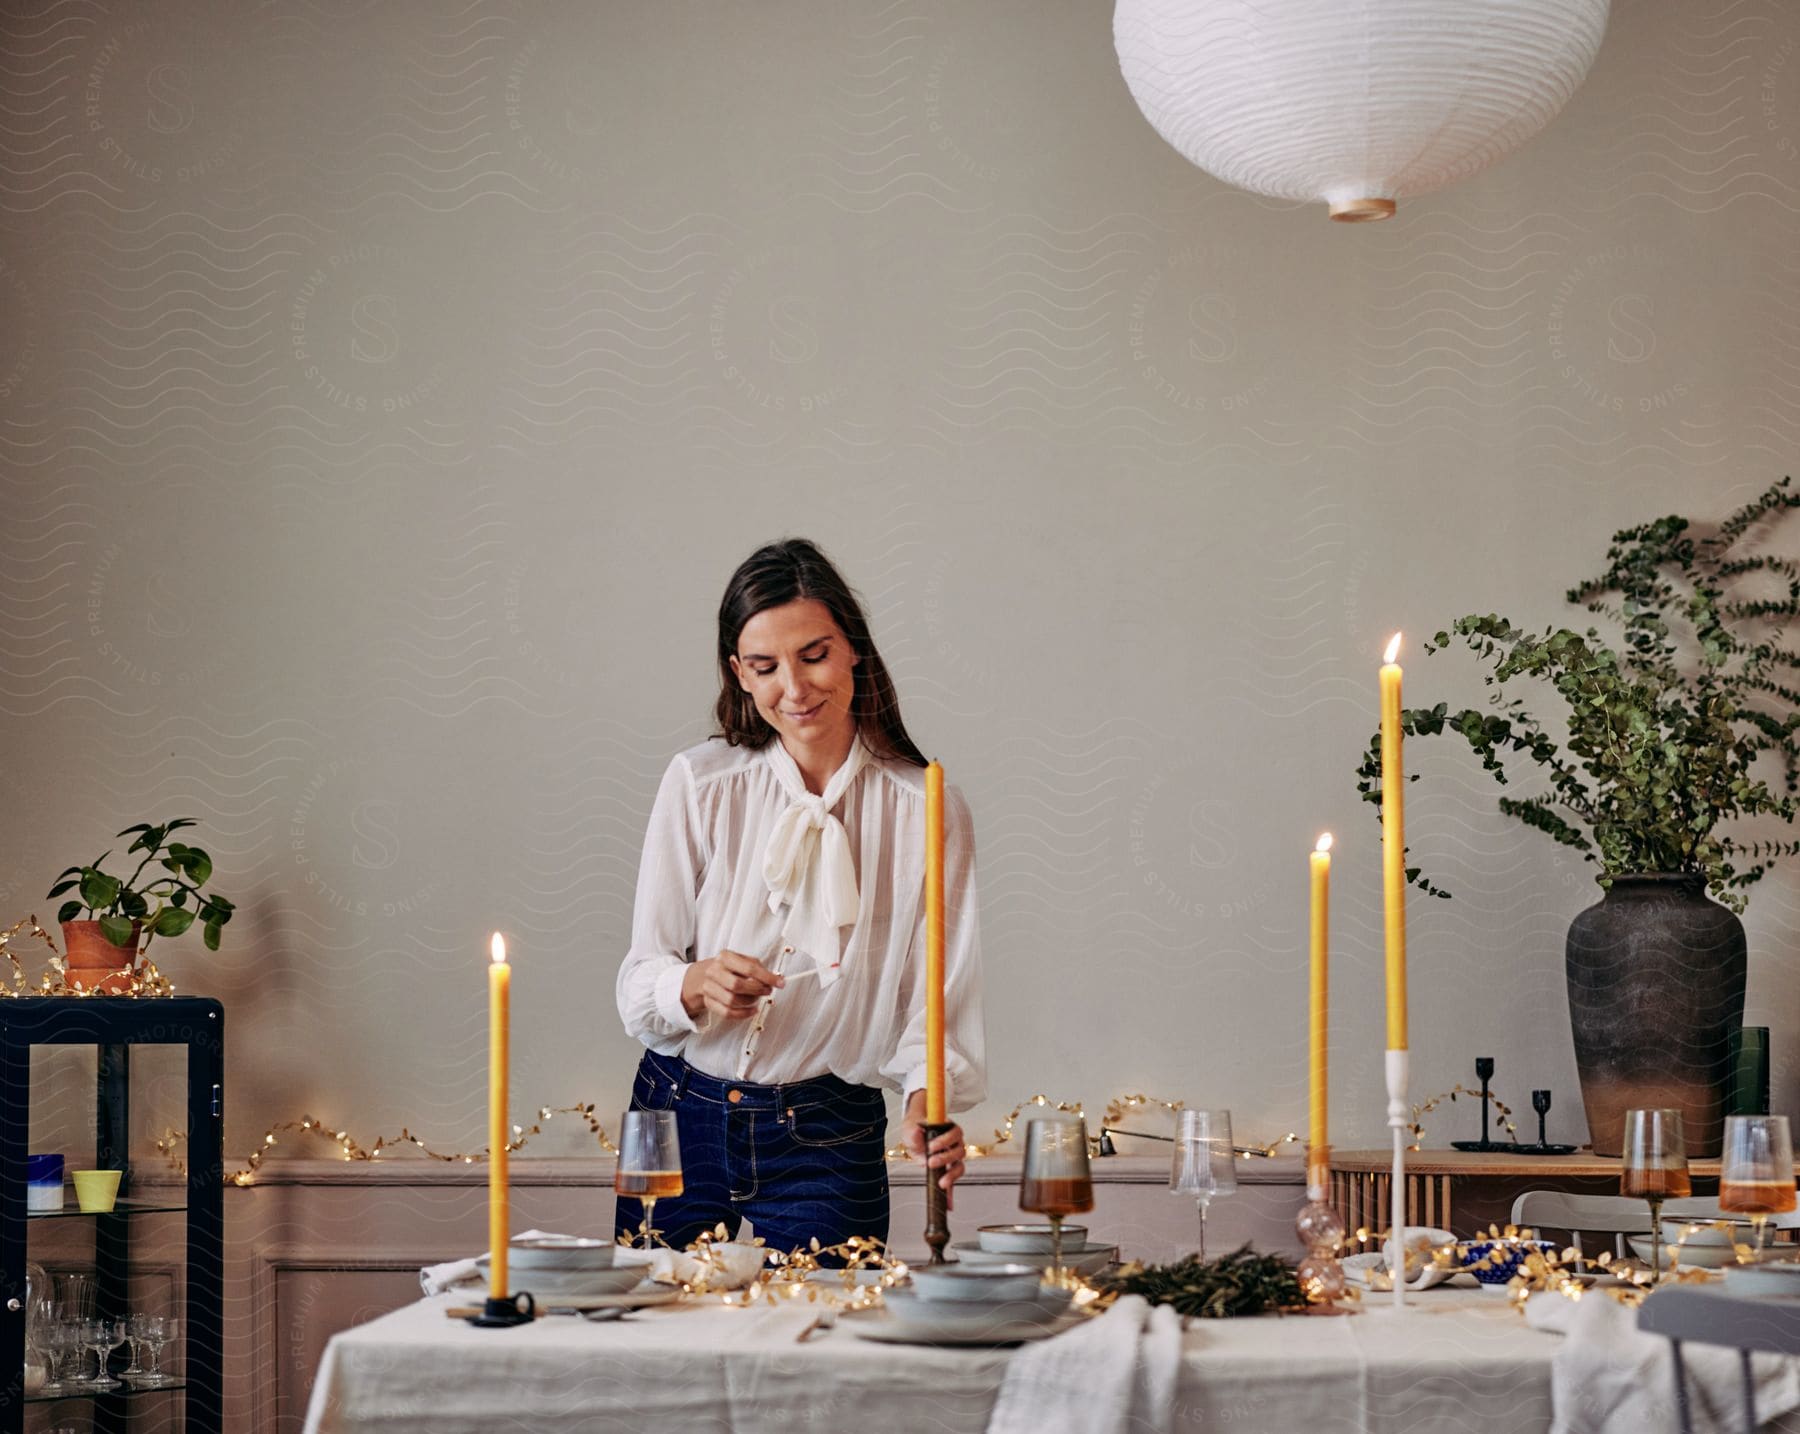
[925,761,947,1125]
[488,932,510,1300]
[1379,634,1408,1050]
[1308,833,1332,1177]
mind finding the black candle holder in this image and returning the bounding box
[1450,1057,1518,1153]
[465,1290,536,1327]
[1514,1088,1577,1156]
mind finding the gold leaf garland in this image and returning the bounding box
[1407,1084,1517,1149]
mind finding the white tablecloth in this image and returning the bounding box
[303,1288,1559,1434]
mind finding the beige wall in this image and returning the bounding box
[5,0,1800,1184]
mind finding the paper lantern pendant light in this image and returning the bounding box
[1114,0,1610,221]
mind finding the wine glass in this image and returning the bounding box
[38,1316,76,1396]
[91,1319,126,1390]
[120,1312,147,1384]
[1719,1114,1796,1258]
[1018,1115,1093,1280]
[1621,1108,1690,1282]
[617,1110,683,1248]
[1170,1109,1238,1263]
[138,1315,176,1388]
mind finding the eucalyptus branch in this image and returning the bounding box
[1360,477,1800,911]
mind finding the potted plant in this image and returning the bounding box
[1356,477,1800,1156]
[47,819,236,993]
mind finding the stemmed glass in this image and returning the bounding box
[1621,1108,1689,1282]
[137,1315,177,1388]
[1018,1115,1094,1280]
[1719,1114,1796,1258]
[1170,1109,1238,1264]
[617,1110,683,1248]
[120,1312,146,1384]
[38,1316,77,1396]
[91,1319,127,1390]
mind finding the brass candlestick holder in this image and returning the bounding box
[921,1120,952,1264]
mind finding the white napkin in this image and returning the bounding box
[615,1241,768,1292]
[1526,1289,1800,1434]
[985,1295,1182,1434]
[761,737,869,987]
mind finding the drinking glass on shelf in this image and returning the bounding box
[1620,1108,1689,1283]
[53,1273,92,1322]
[1719,1114,1796,1257]
[1170,1109,1239,1264]
[120,1312,146,1383]
[93,1319,127,1390]
[617,1110,684,1248]
[39,1317,77,1396]
[138,1315,177,1388]
[1018,1115,1094,1279]
[71,1319,105,1389]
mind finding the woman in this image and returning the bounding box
[614,538,984,1254]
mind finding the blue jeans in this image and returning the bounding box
[613,1049,891,1256]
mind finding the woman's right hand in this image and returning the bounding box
[681,950,785,1022]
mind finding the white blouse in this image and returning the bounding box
[615,735,986,1113]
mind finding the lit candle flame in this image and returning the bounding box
[1316,833,1333,854]
[490,932,507,965]
[1383,632,1402,665]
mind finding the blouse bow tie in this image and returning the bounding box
[762,738,870,987]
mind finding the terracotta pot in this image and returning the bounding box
[60,919,141,994]
[1566,874,1746,1158]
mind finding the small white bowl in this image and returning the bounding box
[1660,1216,1756,1249]
[509,1237,618,1273]
[909,1263,1046,1303]
[977,1224,1088,1255]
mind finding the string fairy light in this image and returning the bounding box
[1105,1093,1300,1160]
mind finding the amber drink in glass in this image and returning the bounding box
[1719,1114,1796,1258]
[1019,1116,1093,1279]
[618,1110,683,1246]
[1621,1108,1688,1282]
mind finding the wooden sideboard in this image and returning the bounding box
[1327,1148,1800,1246]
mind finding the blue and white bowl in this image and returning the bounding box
[1460,1239,1554,1285]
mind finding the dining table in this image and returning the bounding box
[302,1282,1562,1434]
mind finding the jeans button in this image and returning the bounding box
[727,1089,743,1104]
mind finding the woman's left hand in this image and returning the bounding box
[901,1091,968,1209]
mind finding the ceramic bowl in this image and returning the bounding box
[1460,1239,1555,1285]
[909,1263,1046,1303]
[507,1237,618,1273]
[951,1241,1117,1277]
[883,1284,1072,1330]
[976,1224,1088,1254]
[476,1256,642,1297]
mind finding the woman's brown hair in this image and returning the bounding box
[714,538,927,767]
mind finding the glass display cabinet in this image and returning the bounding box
[1,998,223,1434]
